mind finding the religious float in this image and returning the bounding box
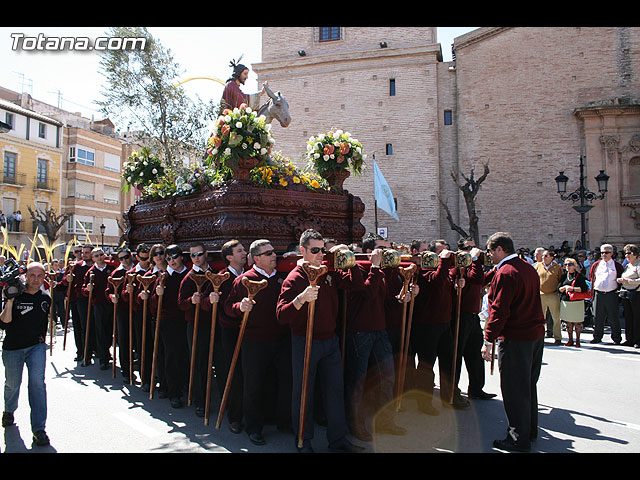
[123,87,368,255]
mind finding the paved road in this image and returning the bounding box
[1,323,639,453]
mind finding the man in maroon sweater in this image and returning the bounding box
[481,232,545,452]
[214,239,247,433]
[224,239,291,446]
[344,233,406,442]
[452,238,496,401]
[62,245,93,363]
[106,247,135,382]
[149,244,189,408]
[277,229,365,453]
[178,242,214,417]
[82,247,116,370]
[411,240,467,415]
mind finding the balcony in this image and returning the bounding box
[0,171,27,187]
[34,176,58,192]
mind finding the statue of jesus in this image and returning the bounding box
[221,57,267,111]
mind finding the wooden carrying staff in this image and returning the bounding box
[394,263,417,411]
[62,263,75,350]
[83,272,95,367]
[449,266,465,403]
[108,275,126,379]
[187,272,210,406]
[126,273,137,385]
[297,262,328,448]
[204,271,230,426]
[216,276,267,429]
[149,272,167,399]
[136,273,157,388]
[490,341,496,375]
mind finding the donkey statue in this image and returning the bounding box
[257,83,291,128]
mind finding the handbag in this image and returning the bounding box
[567,278,591,301]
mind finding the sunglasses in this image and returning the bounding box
[167,253,181,260]
[153,250,165,256]
[137,255,150,261]
[118,253,131,261]
[74,250,82,254]
[254,249,275,257]
[190,251,206,258]
[92,253,104,258]
[306,246,326,254]
[600,251,612,254]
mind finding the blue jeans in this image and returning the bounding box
[2,342,47,433]
[344,330,395,426]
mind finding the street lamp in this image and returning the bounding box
[100,223,105,250]
[555,155,609,250]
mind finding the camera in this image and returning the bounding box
[0,258,26,299]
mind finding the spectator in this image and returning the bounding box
[14,211,22,232]
[558,258,589,347]
[535,250,564,344]
[6,212,15,232]
[618,244,640,348]
[589,244,624,344]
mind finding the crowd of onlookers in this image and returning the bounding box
[0,211,22,232]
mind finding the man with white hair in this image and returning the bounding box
[589,244,624,344]
[0,262,52,446]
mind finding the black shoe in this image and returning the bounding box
[493,436,530,452]
[142,384,150,392]
[554,339,563,345]
[328,438,365,453]
[229,422,243,434]
[158,389,169,399]
[195,407,205,417]
[170,397,184,409]
[248,432,266,446]
[2,411,14,427]
[621,341,634,346]
[590,338,601,344]
[33,430,50,446]
[444,394,470,410]
[100,362,110,371]
[74,355,83,362]
[468,390,497,400]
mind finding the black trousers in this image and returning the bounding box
[70,299,84,358]
[76,297,96,360]
[411,322,454,405]
[116,307,134,379]
[622,293,640,345]
[220,326,243,424]
[92,303,113,365]
[498,337,544,444]
[133,311,154,385]
[159,317,189,399]
[460,312,487,394]
[241,335,292,434]
[593,290,621,342]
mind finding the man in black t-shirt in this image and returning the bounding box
[0,262,52,446]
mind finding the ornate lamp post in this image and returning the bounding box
[555,155,609,250]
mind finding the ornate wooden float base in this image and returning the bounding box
[124,180,366,253]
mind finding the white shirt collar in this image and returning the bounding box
[135,263,147,272]
[228,265,244,277]
[253,265,275,278]
[497,253,519,269]
[168,265,187,275]
[192,264,209,273]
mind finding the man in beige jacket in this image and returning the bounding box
[535,250,564,344]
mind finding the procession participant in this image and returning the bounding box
[276,229,365,453]
[344,233,405,442]
[120,244,152,388]
[410,240,467,415]
[453,238,496,400]
[144,243,167,393]
[107,247,135,382]
[220,57,267,111]
[224,239,291,446]
[149,244,189,408]
[0,262,52,446]
[63,245,94,363]
[214,239,248,433]
[178,241,214,417]
[82,248,116,370]
[149,244,167,274]
[481,232,545,452]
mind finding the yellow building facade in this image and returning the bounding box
[0,97,63,258]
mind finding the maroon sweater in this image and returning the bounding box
[412,256,455,325]
[149,266,188,322]
[118,266,150,313]
[383,267,406,330]
[178,267,213,324]
[484,256,545,343]
[346,264,386,333]
[224,267,289,341]
[277,263,364,340]
[61,260,92,302]
[82,263,116,306]
[105,264,132,312]
[450,258,486,315]
[217,266,242,329]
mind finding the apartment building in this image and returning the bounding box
[0,96,63,255]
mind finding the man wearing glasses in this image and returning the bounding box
[82,248,116,370]
[224,239,291,446]
[588,244,624,344]
[64,245,94,363]
[534,250,564,344]
[107,247,135,382]
[178,242,215,417]
[277,229,365,453]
